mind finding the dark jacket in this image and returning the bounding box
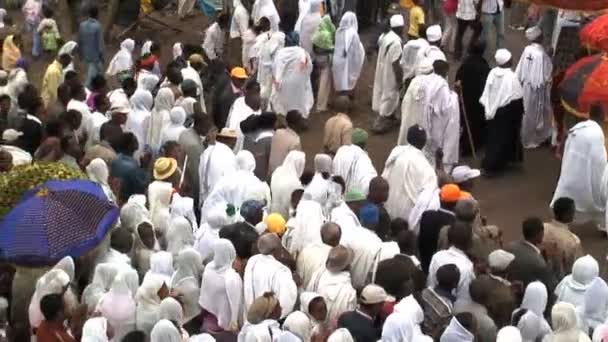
[506,240,557,293]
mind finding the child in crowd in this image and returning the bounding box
[38,7,60,54]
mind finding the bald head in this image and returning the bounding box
[321,222,341,247]
[454,199,479,223]
[326,245,352,272]
[257,233,281,255]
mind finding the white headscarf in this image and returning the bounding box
[135,274,165,334]
[86,158,116,203]
[107,39,135,76]
[332,11,365,92]
[382,310,418,342]
[549,302,592,342]
[141,40,153,57]
[161,106,187,145]
[127,89,154,150]
[99,271,138,326]
[81,317,109,342]
[521,281,548,317]
[270,151,306,218]
[195,206,228,263]
[167,216,195,256]
[287,199,326,255]
[556,255,600,309]
[159,297,184,323]
[148,180,173,241]
[82,263,122,312]
[304,154,332,204]
[145,251,174,285]
[515,310,551,342]
[173,43,184,60]
[28,257,75,329]
[252,0,280,31]
[58,41,78,74]
[496,326,523,342]
[515,281,552,342]
[479,66,524,120]
[120,195,150,232]
[146,88,175,152]
[297,0,322,53]
[171,193,198,232]
[440,316,474,342]
[151,319,182,342]
[581,278,608,332]
[171,247,203,321]
[327,328,354,342]
[199,239,242,330]
[283,311,312,342]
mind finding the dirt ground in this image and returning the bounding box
[10,7,607,269]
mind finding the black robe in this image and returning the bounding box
[481,99,524,173]
[456,54,490,156]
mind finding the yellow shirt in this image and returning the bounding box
[408,6,425,38]
[41,60,63,108]
[400,0,414,9]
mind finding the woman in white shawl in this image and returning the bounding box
[127,89,153,153]
[440,314,475,342]
[299,292,327,333]
[86,158,117,203]
[144,251,174,285]
[98,272,137,341]
[544,302,592,342]
[148,180,173,246]
[270,151,305,219]
[254,30,286,102]
[136,274,165,334]
[171,248,204,322]
[161,107,187,145]
[580,277,608,333]
[297,0,322,55]
[199,239,243,334]
[284,199,326,256]
[555,255,600,310]
[512,281,552,342]
[283,311,313,342]
[304,154,332,204]
[28,257,76,331]
[166,216,195,256]
[384,295,432,342]
[195,207,229,263]
[269,46,314,119]
[120,195,149,232]
[198,139,238,208]
[81,317,111,342]
[328,329,354,342]
[171,193,198,232]
[252,0,280,31]
[151,319,183,342]
[57,41,78,75]
[230,0,250,39]
[332,12,365,94]
[159,297,187,329]
[82,263,122,312]
[132,220,159,279]
[106,38,135,78]
[497,327,523,342]
[145,88,175,153]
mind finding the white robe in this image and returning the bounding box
[287,199,326,256]
[372,31,403,118]
[198,142,237,207]
[270,46,314,118]
[298,5,322,56]
[270,151,306,219]
[427,247,475,305]
[306,269,357,323]
[332,144,377,195]
[252,0,280,31]
[332,12,365,92]
[382,145,437,221]
[181,65,207,113]
[551,121,606,221]
[226,97,261,152]
[398,73,431,145]
[296,243,331,289]
[400,39,429,82]
[516,43,553,149]
[230,0,249,39]
[254,31,286,101]
[243,254,298,319]
[127,89,153,155]
[419,73,460,169]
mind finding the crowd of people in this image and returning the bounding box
[0,0,606,342]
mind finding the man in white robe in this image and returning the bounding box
[181,55,207,113]
[269,46,314,118]
[306,245,357,322]
[397,58,433,145]
[198,132,237,210]
[297,0,323,56]
[371,15,404,134]
[253,30,286,106]
[383,125,438,221]
[226,82,262,152]
[552,110,607,232]
[296,222,341,287]
[332,144,377,196]
[418,25,447,65]
[244,234,297,319]
[516,26,553,149]
[418,60,460,171]
[252,0,280,32]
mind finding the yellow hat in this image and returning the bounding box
[153,157,178,180]
[265,213,286,235]
[230,67,248,79]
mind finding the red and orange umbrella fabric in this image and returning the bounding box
[559,53,608,118]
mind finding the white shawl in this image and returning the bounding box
[479,66,524,120]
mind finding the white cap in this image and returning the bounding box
[416,57,434,75]
[525,26,542,42]
[2,129,23,142]
[390,14,404,28]
[360,284,387,304]
[110,96,131,114]
[495,49,512,65]
[488,249,515,271]
[426,25,443,42]
[451,165,481,183]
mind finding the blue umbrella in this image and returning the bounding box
[0,179,119,267]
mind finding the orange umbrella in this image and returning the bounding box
[580,13,608,52]
[559,53,608,118]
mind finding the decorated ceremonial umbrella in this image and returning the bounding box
[580,13,608,52]
[528,0,608,11]
[0,180,119,267]
[559,53,608,119]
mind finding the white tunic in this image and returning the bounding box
[372,31,403,118]
[270,46,314,118]
[398,73,430,145]
[332,144,378,195]
[254,31,286,101]
[516,43,553,149]
[427,247,476,305]
[332,12,365,92]
[306,269,357,322]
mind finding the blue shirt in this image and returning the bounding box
[110,154,149,202]
[78,18,104,63]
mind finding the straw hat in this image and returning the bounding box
[153,157,178,181]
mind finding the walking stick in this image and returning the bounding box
[457,86,478,161]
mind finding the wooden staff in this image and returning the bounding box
[457,85,478,161]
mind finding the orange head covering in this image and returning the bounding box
[440,184,470,203]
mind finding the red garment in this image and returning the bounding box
[36,320,75,342]
[378,300,396,325]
